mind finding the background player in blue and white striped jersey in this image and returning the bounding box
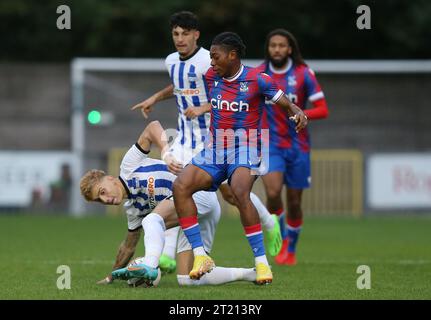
[131,11,211,169]
[131,12,212,269]
[80,121,257,286]
[131,11,282,262]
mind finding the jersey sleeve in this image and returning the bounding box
[120,143,149,176]
[257,72,284,103]
[200,63,212,102]
[203,67,216,94]
[164,56,171,74]
[304,67,324,102]
[125,206,143,231]
[255,62,267,73]
[165,53,176,77]
[304,98,329,120]
[201,53,212,75]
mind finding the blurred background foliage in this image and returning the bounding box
[1,0,430,61]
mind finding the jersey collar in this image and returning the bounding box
[118,176,131,199]
[269,58,292,74]
[223,64,244,82]
[179,46,201,61]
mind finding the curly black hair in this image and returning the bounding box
[211,32,246,58]
[264,29,305,66]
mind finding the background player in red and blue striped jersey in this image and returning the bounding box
[173,32,307,284]
[260,29,329,266]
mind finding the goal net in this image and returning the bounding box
[71,59,431,216]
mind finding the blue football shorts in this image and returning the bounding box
[266,144,311,189]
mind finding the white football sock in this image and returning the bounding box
[250,192,275,231]
[192,246,207,256]
[176,267,256,286]
[255,255,269,266]
[162,226,179,259]
[141,213,166,268]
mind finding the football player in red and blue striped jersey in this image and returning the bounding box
[173,32,307,284]
[259,29,329,266]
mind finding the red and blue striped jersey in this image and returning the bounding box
[204,65,283,147]
[259,59,324,152]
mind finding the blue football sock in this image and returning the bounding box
[179,216,203,249]
[287,226,302,253]
[244,224,266,257]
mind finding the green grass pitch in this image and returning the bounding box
[1,213,430,299]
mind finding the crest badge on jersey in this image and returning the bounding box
[288,76,297,87]
[240,82,249,92]
[187,72,197,82]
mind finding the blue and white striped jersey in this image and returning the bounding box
[165,47,211,162]
[119,143,176,231]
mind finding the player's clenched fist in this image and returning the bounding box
[289,112,308,133]
[162,152,184,175]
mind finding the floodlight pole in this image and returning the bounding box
[71,59,85,216]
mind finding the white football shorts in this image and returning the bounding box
[176,190,220,254]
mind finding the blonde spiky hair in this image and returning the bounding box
[79,169,106,201]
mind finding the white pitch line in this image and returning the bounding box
[22,260,114,265]
[288,259,431,265]
[21,259,431,266]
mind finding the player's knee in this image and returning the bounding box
[148,120,161,128]
[230,186,250,205]
[142,213,166,231]
[173,178,190,197]
[265,185,282,201]
[220,188,237,206]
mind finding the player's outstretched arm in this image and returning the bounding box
[137,120,169,155]
[97,229,141,284]
[131,84,174,119]
[276,95,308,132]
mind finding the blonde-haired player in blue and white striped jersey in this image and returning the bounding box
[80,121,257,286]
